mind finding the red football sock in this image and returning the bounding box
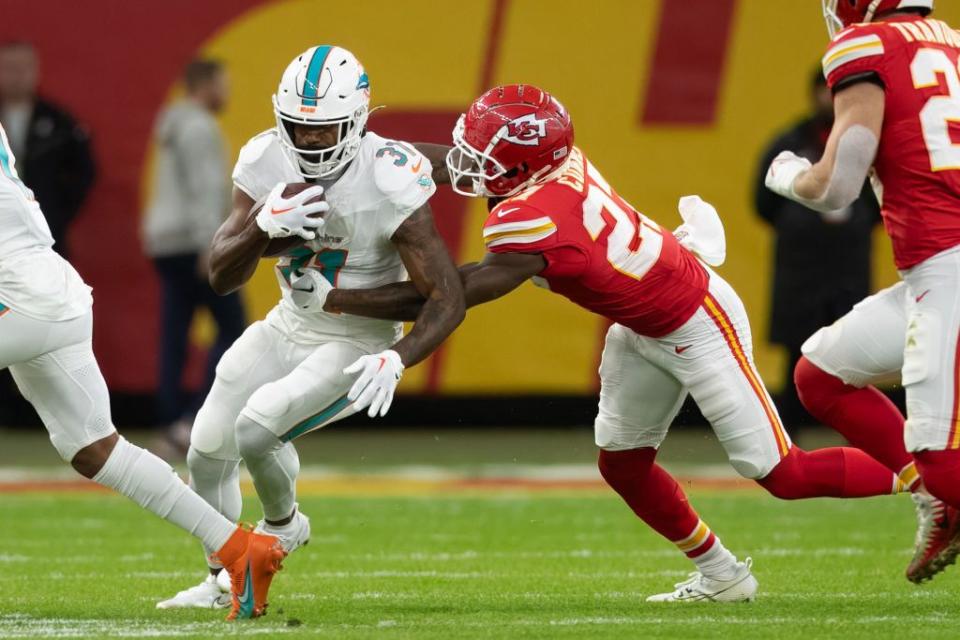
[598,448,716,557]
[757,445,899,499]
[915,449,960,509]
[795,356,919,489]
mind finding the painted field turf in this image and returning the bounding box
[0,491,957,639]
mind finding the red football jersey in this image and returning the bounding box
[823,15,960,269]
[481,147,708,338]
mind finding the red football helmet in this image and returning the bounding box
[822,0,933,37]
[446,84,574,198]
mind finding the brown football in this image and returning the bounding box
[257,182,326,257]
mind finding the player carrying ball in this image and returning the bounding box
[319,84,915,601]
[158,45,465,609]
[766,0,960,582]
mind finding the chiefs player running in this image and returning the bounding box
[766,0,960,583]
[290,84,917,601]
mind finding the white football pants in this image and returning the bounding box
[595,271,793,479]
[802,245,960,452]
[0,308,113,460]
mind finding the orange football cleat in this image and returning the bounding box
[210,525,287,620]
[906,493,960,584]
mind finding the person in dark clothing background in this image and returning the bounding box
[0,41,96,428]
[141,60,245,457]
[754,67,881,431]
[0,41,95,260]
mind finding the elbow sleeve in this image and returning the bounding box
[811,125,878,213]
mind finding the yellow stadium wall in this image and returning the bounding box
[175,0,960,396]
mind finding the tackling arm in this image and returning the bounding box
[766,82,884,213]
[325,251,546,321]
[385,204,466,367]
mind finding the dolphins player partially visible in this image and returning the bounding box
[0,120,285,620]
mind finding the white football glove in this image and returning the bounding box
[673,195,726,267]
[765,151,812,200]
[256,182,329,240]
[289,269,333,312]
[344,350,405,418]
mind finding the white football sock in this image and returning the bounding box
[92,437,235,552]
[236,415,300,522]
[186,447,242,565]
[690,538,739,581]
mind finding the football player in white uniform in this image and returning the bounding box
[0,124,285,620]
[157,45,465,608]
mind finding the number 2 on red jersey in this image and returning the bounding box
[911,47,960,171]
[581,162,663,281]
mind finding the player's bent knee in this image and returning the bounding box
[70,431,120,479]
[722,422,785,479]
[721,431,780,480]
[186,445,234,480]
[794,356,843,412]
[235,414,283,461]
[728,456,772,481]
[190,406,234,459]
[755,447,809,500]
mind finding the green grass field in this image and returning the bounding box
[1,489,958,639]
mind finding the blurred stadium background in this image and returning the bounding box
[7,2,960,637]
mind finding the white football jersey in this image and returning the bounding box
[0,125,91,321]
[233,129,436,344]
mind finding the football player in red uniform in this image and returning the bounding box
[297,84,913,601]
[766,0,960,582]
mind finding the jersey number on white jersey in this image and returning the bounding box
[277,248,349,287]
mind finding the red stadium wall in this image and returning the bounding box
[5,0,955,399]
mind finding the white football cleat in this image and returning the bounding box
[156,571,231,609]
[646,558,757,603]
[254,505,311,554]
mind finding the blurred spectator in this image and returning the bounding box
[754,68,881,430]
[0,41,95,259]
[142,59,245,453]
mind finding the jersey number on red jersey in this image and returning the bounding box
[580,162,664,281]
[911,48,960,171]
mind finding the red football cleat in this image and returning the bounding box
[906,493,960,584]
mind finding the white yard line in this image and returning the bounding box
[0,614,291,638]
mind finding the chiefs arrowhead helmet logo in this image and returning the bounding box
[500,113,548,146]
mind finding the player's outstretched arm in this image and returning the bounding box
[413,143,453,185]
[766,82,884,212]
[208,187,271,295]
[326,251,546,321]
